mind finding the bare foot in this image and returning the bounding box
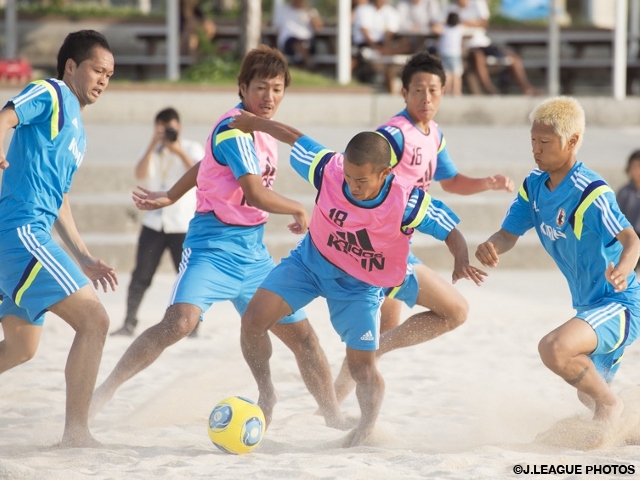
[258,388,278,428]
[341,419,376,447]
[593,396,624,422]
[325,413,359,431]
[59,430,103,448]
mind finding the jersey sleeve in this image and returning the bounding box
[8,81,57,131]
[501,180,535,235]
[402,188,460,241]
[376,124,404,168]
[432,129,458,181]
[291,135,336,189]
[574,182,631,244]
[211,117,261,179]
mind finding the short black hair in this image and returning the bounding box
[400,51,446,90]
[446,11,460,27]
[56,30,111,80]
[626,149,640,173]
[344,132,391,172]
[155,107,180,124]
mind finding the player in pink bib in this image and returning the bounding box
[90,46,349,431]
[231,109,486,447]
[333,52,516,403]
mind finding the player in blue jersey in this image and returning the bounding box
[90,46,349,430]
[0,30,116,447]
[230,109,486,446]
[476,97,640,424]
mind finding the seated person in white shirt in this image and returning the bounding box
[352,0,406,87]
[449,0,539,95]
[273,0,324,69]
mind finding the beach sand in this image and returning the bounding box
[2,269,640,479]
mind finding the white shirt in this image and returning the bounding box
[141,137,204,234]
[396,0,441,33]
[273,3,316,50]
[352,3,400,45]
[444,0,491,49]
[438,24,463,57]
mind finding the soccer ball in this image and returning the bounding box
[207,396,265,454]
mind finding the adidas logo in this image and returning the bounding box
[360,330,374,341]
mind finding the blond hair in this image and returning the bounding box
[529,96,585,152]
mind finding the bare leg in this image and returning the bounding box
[0,315,42,373]
[378,265,468,355]
[334,265,468,404]
[47,286,110,447]
[469,49,500,94]
[271,320,350,430]
[344,347,384,447]
[334,296,402,405]
[538,318,624,422]
[90,302,201,418]
[506,51,539,95]
[240,288,295,427]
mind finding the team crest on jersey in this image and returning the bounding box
[556,208,566,227]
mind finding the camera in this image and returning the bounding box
[164,127,178,142]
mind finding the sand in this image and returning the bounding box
[2,269,640,479]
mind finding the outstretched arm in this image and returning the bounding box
[133,161,200,210]
[444,228,487,286]
[475,228,519,268]
[55,194,118,292]
[230,110,305,147]
[606,226,640,292]
[239,174,309,234]
[439,173,515,195]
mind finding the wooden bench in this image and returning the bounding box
[114,54,194,80]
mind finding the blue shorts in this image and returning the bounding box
[261,246,384,351]
[384,252,422,308]
[577,302,640,382]
[170,246,306,324]
[0,225,89,326]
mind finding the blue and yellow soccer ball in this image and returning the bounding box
[208,396,265,454]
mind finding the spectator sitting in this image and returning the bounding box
[352,0,402,88]
[448,0,539,95]
[437,11,464,95]
[396,0,443,53]
[273,0,324,69]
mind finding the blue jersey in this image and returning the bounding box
[0,79,86,233]
[288,135,459,281]
[502,162,640,311]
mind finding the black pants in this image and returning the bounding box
[124,225,186,328]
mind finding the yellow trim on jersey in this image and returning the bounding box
[608,311,627,353]
[14,261,43,306]
[215,129,252,145]
[405,192,432,230]
[32,80,60,140]
[307,148,332,184]
[437,136,446,154]
[573,185,613,240]
[518,183,529,202]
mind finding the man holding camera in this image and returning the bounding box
[111,107,205,337]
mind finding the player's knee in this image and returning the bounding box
[348,359,378,385]
[449,298,469,328]
[538,334,565,370]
